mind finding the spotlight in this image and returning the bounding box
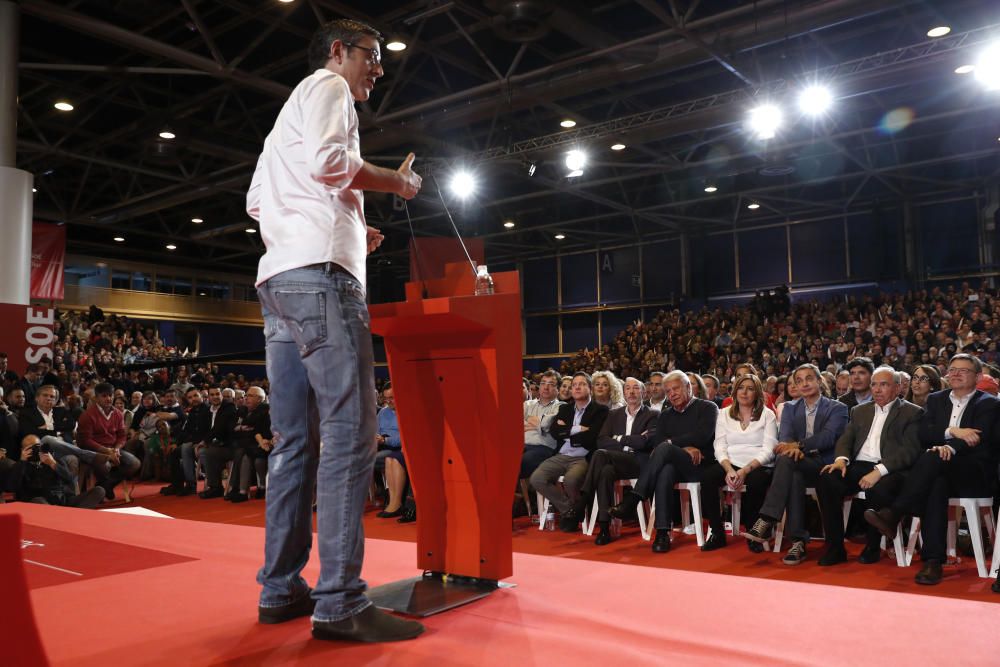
[191,218,203,223]
[32,187,37,193]
[927,26,951,38]
[560,119,576,128]
[246,228,257,234]
[113,236,125,242]
[166,244,177,250]
[704,185,718,193]
[386,40,407,52]
[747,104,782,140]
[747,202,761,210]
[54,101,74,111]
[798,86,833,116]
[955,65,975,74]
[449,171,476,198]
[159,128,176,140]
[554,233,565,240]
[611,143,626,151]
[503,220,516,229]
[565,150,586,172]
[974,42,1000,91]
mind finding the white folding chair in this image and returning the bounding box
[536,475,565,531]
[641,482,705,546]
[582,479,628,536]
[905,497,996,577]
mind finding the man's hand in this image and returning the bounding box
[821,459,847,476]
[40,452,57,469]
[774,442,800,456]
[524,416,541,429]
[21,447,33,462]
[396,153,421,199]
[366,226,384,254]
[858,469,882,489]
[948,427,981,447]
[932,445,953,461]
[683,446,703,465]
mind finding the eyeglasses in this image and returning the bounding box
[343,42,382,67]
[539,381,558,387]
[911,375,931,383]
[947,367,976,375]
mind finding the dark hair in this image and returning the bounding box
[94,382,114,397]
[728,374,765,422]
[844,356,875,374]
[572,371,593,388]
[307,19,382,71]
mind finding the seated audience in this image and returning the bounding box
[520,371,563,485]
[645,372,668,411]
[610,371,719,553]
[228,386,271,503]
[816,367,922,566]
[838,357,874,409]
[197,386,238,499]
[376,384,408,517]
[700,374,777,551]
[5,435,105,508]
[905,365,942,407]
[76,382,141,501]
[591,370,625,410]
[161,387,212,496]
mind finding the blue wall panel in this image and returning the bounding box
[601,308,642,345]
[560,252,598,307]
[197,323,265,356]
[642,240,683,301]
[848,208,902,280]
[919,200,979,274]
[562,312,598,353]
[704,233,736,295]
[790,220,847,284]
[525,315,559,355]
[599,247,641,304]
[739,226,788,289]
[522,258,558,311]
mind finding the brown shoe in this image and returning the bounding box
[863,508,899,541]
[915,560,943,585]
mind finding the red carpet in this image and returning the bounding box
[6,501,999,666]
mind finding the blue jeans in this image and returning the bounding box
[256,266,377,622]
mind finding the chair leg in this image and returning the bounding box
[962,500,990,578]
[583,493,599,536]
[772,512,787,553]
[730,490,742,537]
[642,503,655,541]
[905,517,922,567]
[537,491,549,531]
[519,479,533,520]
[688,485,705,547]
[891,524,906,567]
[842,498,852,532]
[991,510,1000,577]
[947,505,960,560]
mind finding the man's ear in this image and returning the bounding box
[328,39,343,65]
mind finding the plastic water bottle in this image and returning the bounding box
[474,265,494,296]
[544,511,555,531]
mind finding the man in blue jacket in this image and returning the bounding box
[744,363,848,564]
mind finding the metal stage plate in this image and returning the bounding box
[368,574,514,617]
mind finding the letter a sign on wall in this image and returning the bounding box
[601,252,613,273]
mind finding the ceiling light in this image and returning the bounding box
[974,42,1000,91]
[386,40,406,52]
[54,101,74,111]
[199,292,207,296]
[554,234,565,240]
[159,129,176,140]
[449,171,476,198]
[32,188,37,193]
[747,104,782,140]
[927,26,951,38]
[503,220,515,229]
[277,0,295,3]
[610,143,626,151]
[798,85,833,116]
[955,65,975,74]
[704,185,718,193]
[191,217,203,223]
[166,244,177,250]
[565,150,586,172]
[559,119,576,128]
[246,227,257,233]
[747,202,761,210]
[113,237,125,242]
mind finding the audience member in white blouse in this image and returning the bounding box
[699,374,777,552]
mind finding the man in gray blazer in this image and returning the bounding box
[816,366,923,566]
[744,364,849,565]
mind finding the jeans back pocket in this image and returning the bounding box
[272,289,328,355]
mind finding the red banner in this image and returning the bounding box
[31,222,66,301]
[0,303,56,376]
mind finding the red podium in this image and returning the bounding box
[367,261,522,615]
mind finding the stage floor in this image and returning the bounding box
[6,503,998,666]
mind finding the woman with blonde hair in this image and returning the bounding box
[591,370,625,409]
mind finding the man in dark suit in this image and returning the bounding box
[610,370,718,553]
[574,377,658,545]
[837,357,874,411]
[745,364,849,565]
[867,353,1000,585]
[530,372,609,532]
[196,386,239,499]
[816,366,923,566]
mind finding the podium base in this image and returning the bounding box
[368,572,505,617]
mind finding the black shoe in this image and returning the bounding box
[742,518,774,544]
[594,524,612,546]
[258,590,315,624]
[818,545,848,566]
[103,485,116,501]
[230,493,249,503]
[858,544,882,565]
[747,540,764,554]
[992,571,1000,594]
[376,508,403,518]
[159,484,180,496]
[782,541,807,565]
[255,488,266,500]
[863,508,899,542]
[312,604,424,643]
[651,530,671,553]
[178,484,196,497]
[559,511,580,533]
[915,560,943,585]
[608,491,641,521]
[700,531,727,552]
[199,487,224,499]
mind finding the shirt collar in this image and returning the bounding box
[874,400,894,415]
[949,391,973,407]
[575,398,592,413]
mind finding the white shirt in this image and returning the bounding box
[248,69,367,288]
[840,401,892,476]
[648,398,667,412]
[941,391,973,453]
[714,409,777,468]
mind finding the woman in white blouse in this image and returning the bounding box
[699,374,777,552]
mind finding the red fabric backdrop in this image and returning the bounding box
[31,222,66,301]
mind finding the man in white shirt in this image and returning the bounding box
[248,18,423,643]
[816,367,922,566]
[645,372,667,411]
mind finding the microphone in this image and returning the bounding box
[429,172,480,280]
